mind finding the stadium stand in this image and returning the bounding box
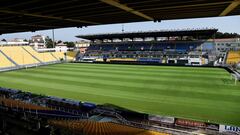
[0,52,15,68]
[51,52,65,60]
[0,46,39,65]
[0,97,51,110]
[22,46,57,63]
[82,41,209,65]
[0,87,228,135]
[0,46,79,71]
[78,29,217,65]
[66,51,78,60]
[49,120,169,135]
[0,46,81,70]
[51,51,77,61]
[226,51,240,65]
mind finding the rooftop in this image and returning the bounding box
[0,0,239,34]
[76,29,218,40]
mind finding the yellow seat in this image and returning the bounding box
[0,52,15,68]
[226,51,240,65]
[0,46,39,65]
[0,97,51,110]
[51,52,65,60]
[23,46,58,62]
[49,120,169,135]
[52,51,77,61]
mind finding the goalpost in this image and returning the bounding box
[230,73,239,85]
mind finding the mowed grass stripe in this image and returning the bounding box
[52,63,227,75]
[1,75,230,110]
[0,63,239,126]
[0,78,238,125]
[0,75,239,121]
[1,72,240,104]
[53,64,226,75]
[4,65,239,104]
[11,68,231,87]
[60,63,226,73]
[37,66,228,80]
[8,68,240,95]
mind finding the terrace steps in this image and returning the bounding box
[49,120,169,135]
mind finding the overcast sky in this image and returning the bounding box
[1,15,240,42]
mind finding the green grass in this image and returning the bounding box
[0,63,239,126]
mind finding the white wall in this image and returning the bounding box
[55,46,68,52]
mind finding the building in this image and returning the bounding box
[75,40,90,54]
[0,38,29,46]
[55,42,68,52]
[29,35,46,49]
[214,38,240,58]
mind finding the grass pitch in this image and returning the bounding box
[0,63,239,126]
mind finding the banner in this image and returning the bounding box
[219,125,240,133]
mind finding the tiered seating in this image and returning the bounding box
[0,46,39,65]
[51,51,77,61]
[226,51,240,64]
[66,51,77,61]
[84,41,204,61]
[52,52,65,60]
[0,97,50,110]
[49,120,169,135]
[0,52,14,68]
[23,46,57,62]
[88,41,202,52]
[0,46,78,68]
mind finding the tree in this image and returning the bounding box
[45,36,54,48]
[57,40,62,44]
[1,39,6,42]
[215,32,240,38]
[64,41,75,48]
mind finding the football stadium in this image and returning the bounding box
[0,1,240,135]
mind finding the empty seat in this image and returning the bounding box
[0,46,39,65]
[226,51,240,64]
[49,120,169,135]
[0,52,15,68]
[23,46,57,62]
[0,97,51,110]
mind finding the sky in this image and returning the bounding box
[0,15,240,42]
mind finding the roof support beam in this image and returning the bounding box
[219,0,240,16]
[0,28,29,32]
[100,0,154,21]
[33,2,101,15]
[0,9,100,25]
[4,0,42,8]
[140,1,232,12]
[0,22,57,28]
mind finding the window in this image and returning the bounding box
[226,43,231,47]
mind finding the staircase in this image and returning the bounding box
[22,46,43,64]
[223,51,228,65]
[50,52,59,61]
[0,50,19,67]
